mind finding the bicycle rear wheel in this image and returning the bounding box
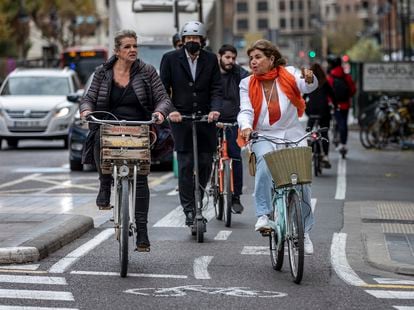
[119,178,129,278]
[222,161,232,228]
[286,190,304,284]
[312,142,321,177]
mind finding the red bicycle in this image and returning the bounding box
[210,122,238,227]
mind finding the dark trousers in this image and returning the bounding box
[307,117,331,155]
[177,151,213,214]
[224,126,243,196]
[335,109,349,145]
[93,130,149,223]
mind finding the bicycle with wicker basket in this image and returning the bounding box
[250,128,325,284]
[87,113,157,278]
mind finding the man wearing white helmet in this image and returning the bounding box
[160,21,223,226]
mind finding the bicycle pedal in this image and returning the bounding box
[259,228,272,237]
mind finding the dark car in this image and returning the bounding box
[66,77,174,171]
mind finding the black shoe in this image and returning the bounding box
[231,196,244,214]
[185,212,194,226]
[136,224,150,252]
[96,184,111,209]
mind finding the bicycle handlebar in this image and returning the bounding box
[249,127,328,145]
[216,121,238,128]
[180,114,209,121]
[87,113,158,126]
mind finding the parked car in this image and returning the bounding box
[67,74,174,171]
[0,68,82,149]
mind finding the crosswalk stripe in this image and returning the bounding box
[0,306,78,310]
[374,278,414,286]
[214,230,232,240]
[241,246,269,255]
[0,264,39,271]
[70,270,187,279]
[0,275,67,285]
[365,290,414,299]
[393,306,414,310]
[0,289,74,301]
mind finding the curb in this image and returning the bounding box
[0,214,94,264]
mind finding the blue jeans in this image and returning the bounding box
[252,140,314,233]
[334,109,349,145]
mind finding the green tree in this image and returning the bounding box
[347,38,383,62]
[327,14,362,56]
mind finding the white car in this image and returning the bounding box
[0,68,82,149]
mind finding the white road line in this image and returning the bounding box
[0,289,74,301]
[0,306,78,310]
[0,264,39,271]
[335,158,346,200]
[13,167,69,173]
[0,275,67,285]
[167,189,178,196]
[393,307,414,310]
[153,201,215,227]
[374,278,414,285]
[365,290,414,299]
[70,270,187,279]
[214,230,232,240]
[241,246,269,255]
[330,232,367,286]
[49,229,114,273]
[0,174,41,190]
[193,256,213,280]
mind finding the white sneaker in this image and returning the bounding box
[255,215,271,231]
[304,233,314,255]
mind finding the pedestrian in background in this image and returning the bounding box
[217,44,250,213]
[237,39,318,254]
[172,33,183,50]
[160,21,222,226]
[327,56,356,153]
[304,63,336,168]
[80,29,173,252]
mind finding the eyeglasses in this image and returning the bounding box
[121,44,138,49]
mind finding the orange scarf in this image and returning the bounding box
[236,67,306,147]
[250,67,305,129]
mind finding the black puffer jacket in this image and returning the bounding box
[80,56,173,164]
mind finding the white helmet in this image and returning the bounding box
[180,21,206,39]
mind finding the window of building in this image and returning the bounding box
[298,17,304,29]
[290,17,295,29]
[257,1,268,12]
[257,18,269,29]
[290,0,294,11]
[280,18,286,29]
[345,4,351,12]
[237,18,249,30]
[279,1,285,11]
[298,0,303,11]
[236,1,248,13]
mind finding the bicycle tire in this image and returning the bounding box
[286,190,304,284]
[223,161,232,228]
[312,143,320,177]
[211,160,222,220]
[119,178,129,278]
[196,219,204,243]
[359,125,373,149]
[269,229,284,271]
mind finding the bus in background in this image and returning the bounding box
[60,46,108,85]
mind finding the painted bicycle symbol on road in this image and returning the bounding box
[125,285,287,298]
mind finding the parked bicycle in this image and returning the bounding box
[209,121,238,227]
[249,128,325,284]
[87,113,157,277]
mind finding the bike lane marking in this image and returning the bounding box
[193,256,213,279]
[335,157,346,200]
[0,174,41,190]
[49,229,114,273]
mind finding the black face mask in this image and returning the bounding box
[184,41,201,55]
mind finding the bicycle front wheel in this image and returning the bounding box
[222,161,232,228]
[211,160,222,220]
[286,190,304,284]
[119,178,129,278]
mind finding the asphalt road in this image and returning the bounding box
[0,135,413,310]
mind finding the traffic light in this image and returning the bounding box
[308,50,316,58]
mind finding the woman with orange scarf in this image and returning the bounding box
[237,40,318,255]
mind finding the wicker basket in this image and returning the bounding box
[264,146,312,188]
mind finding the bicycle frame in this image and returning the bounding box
[217,124,235,196]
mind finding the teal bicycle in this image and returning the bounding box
[250,128,326,284]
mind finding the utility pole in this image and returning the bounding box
[198,0,203,22]
[173,0,179,32]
